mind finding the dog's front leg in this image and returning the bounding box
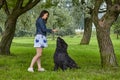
[62,64,68,71]
[54,64,59,71]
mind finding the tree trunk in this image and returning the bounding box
[92,0,120,68]
[80,17,92,45]
[116,31,119,39]
[0,15,17,55]
[96,26,118,68]
[52,25,55,40]
[51,31,55,40]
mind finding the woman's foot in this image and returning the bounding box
[38,68,45,72]
[28,67,34,72]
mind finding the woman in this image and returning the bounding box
[28,10,57,72]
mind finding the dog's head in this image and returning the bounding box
[56,37,68,50]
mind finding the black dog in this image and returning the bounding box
[53,37,79,71]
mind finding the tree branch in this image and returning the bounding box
[81,0,85,5]
[93,0,103,19]
[17,0,24,8]
[92,0,104,28]
[105,0,112,9]
[25,0,33,7]
[114,0,120,4]
[72,0,80,6]
[0,0,4,9]
[21,0,40,14]
[3,0,10,16]
[13,0,23,11]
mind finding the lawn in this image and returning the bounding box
[0,35,120,80]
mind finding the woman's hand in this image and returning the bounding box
[52,29,58,32]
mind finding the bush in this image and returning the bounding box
[15,30,33,37]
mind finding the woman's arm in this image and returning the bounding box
[38,18,52,33]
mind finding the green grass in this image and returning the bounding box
[0,35,120,80]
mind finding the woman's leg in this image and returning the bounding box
[37,58,41,69]
[36,49,45,71]
[29,48,42,68]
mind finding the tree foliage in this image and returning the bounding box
[15,0,74,37]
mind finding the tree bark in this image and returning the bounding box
[80,17,92,45]
[116,30,119,39]
[0,15,18,55]
[96,26,118,67]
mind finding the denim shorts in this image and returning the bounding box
[34,34,48,48]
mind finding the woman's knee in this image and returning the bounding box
[36,53,42,57]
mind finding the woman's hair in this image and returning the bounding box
[39,10,49,23]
